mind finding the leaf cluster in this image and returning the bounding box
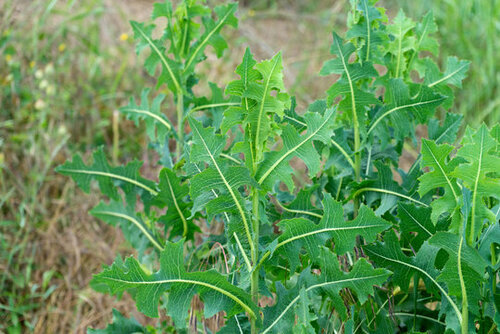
[56,1,499,333]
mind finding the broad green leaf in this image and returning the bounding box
[130,21,182,93]
[91,200,163,256]
[452,125,500,242]
[55,148,157,211]
[154,168,199,240]
[87,309,147,334]
[413,11,439,56]
[429,232,487,316]
[364,231,462,324]
[426,56,470,89]
[478,224,500,270]
[422,56,470,109]
[346,0,387,62]
[352,161,421,215]
[418,139,461,225]
[183,3,238,73]
[398,202,436,251]
[120,88,171,144]
[262,250,390,334]
[385,9,416,78]
[427,112,463,144]
[223,47,260,134]
[320,32,379,135]
[244,52,290,157]
[269,194,391,272]
[255,108,335,191]
[368,79,445,140]
[188,117,255,254]
[192,82,236,129]
[91,239,258,323]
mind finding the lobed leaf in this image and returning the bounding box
[55,147,157,212]
[91,239,258,324]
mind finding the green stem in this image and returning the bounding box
[176,93,184,162]
[492,243,497,294]
[458,235,468,334]
[250,188,260,334]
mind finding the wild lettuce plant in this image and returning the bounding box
[57,1,500,333]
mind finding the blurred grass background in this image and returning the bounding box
[0,0,498,332]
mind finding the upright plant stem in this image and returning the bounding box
[250,188,260,334]
[353,123,361,217]
[250,137,261,334]
[176,93,184,161]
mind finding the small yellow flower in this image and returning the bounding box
[30,61,36,68]
[58,43,66,52]
[5,54,12,62]
[248,9,256,17]
[120,33,129,41]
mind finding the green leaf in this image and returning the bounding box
[418,138,461,225]
[398,202,436,251]
[184,3,238,73]
[244,52,290,156]
[478,224,500,269]
[91,239,258,323]
[87,309,147,334]
[321,32,380,135]
[262,249,390,334]
[55,148,157,211]
[352,161,420,215]
[269,194,391,272]
[364,231,462,324]
[426,56,470,89]
[154,168,199,240]
[223,47,260,134]
[120,88,172,144]
[385,9,416,78]
[346,0,387,62]
[429,232,488,315]
[255,108,335,191]
[90,200,164,255]
[130,21,182,93]
[452,125,500,243]
[368,79,445,140]
[414,11,439,56]
[188,117,255,254]
[427,112,463,144]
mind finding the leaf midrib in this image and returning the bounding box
[101,276,256,319]
[164,174,189,238]
[184,8,233,71]
[368,97,445,134]
[190,123,254,255]
[56,168,158,195]
[261,273,389,334]
[132,22,181,93]
[364,248,462,322]
[422,140,459,203]
[255,57,280,155]
[257,111,332,185]
[92,210,163,251]
[121,108,171,130]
